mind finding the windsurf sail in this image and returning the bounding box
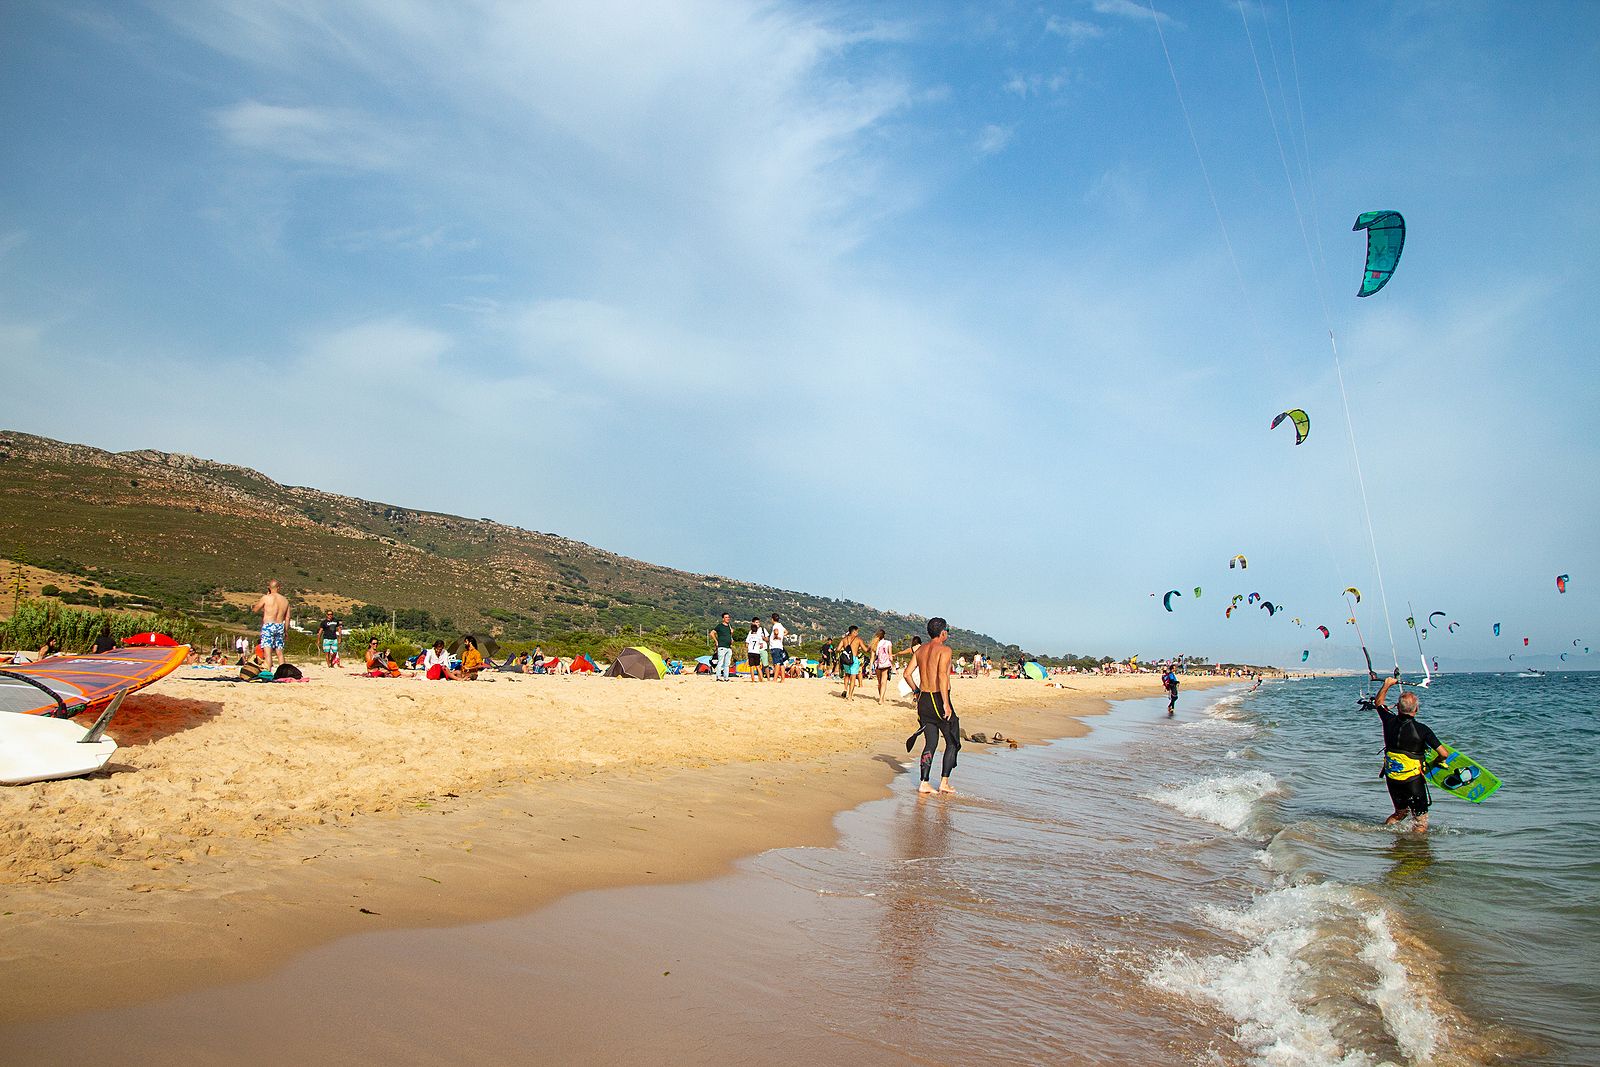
[0,645,188,718]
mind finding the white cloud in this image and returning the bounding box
[1092,0,1169,23]
[213,101,404,170]
[976,123,1015,155]
[1045,17,1106,44]
[1004,70,1069,98]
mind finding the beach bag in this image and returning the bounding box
[239,662,263,681]
[275,663,303,680]
[426,664,445,680]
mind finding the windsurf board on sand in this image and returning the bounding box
[0,644,187,716]
[897,665,921,698]
[0,691,123,785]
[1426,746,1501,803]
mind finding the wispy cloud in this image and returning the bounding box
[213,101,404,170]
[1045,17,1106,45]
[1004,70,1069,97]
[976,123,1015,155]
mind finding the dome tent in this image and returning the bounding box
[603,647,666,679]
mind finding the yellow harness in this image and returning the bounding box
[1384,750,1423,781]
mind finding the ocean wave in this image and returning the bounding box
[1149,883,1441,1067]
[1149,770,1279,833]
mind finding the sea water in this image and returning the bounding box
[743,674,1600,1065]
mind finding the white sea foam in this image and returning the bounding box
[1360,911,1439,1064]
[1150,770,1279,832]
[1149,883,1434,1067]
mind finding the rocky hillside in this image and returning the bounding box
[0,431,1006,653]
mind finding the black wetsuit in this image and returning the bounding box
[1376,707,1441,815]
[910,690,960,783]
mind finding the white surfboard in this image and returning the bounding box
[897,665,921,698]
[0,692,123,785]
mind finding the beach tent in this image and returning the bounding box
[569,654,597,673]
[1022,661,1047,681]
[604,647,666,680]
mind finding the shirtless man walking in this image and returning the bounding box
[910,617,959,794]
[251,579,291,672]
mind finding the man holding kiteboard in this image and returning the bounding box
[1369,672,1451,832]
[1161,666,1179,716]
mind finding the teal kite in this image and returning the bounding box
[1301,650,1309,662]
[1163,590,1181,612]
[1354,211,1405,297]
[1271,408,1311,445]
[1493,623,1501,636]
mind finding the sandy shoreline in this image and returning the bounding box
[0,668,1229,1023]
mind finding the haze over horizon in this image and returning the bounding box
[2,2,1595,668]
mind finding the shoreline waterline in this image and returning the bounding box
[0,672,1232,1024]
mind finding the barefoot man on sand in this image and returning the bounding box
[910,617,960,794]
[251,579,290,673]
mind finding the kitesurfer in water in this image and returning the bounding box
[1368,672,1451,832]
[1161,666,1179,716]
[909,617,959,794]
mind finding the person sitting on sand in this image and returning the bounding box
[458,636,486,681]
[92,624,116,654]
[423,640,456,680]
[364,639,399,677]
[910,617,959,794]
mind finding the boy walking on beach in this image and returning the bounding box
[251,579,290,673]
[910,617,959,794]
[769,613,788,683]
[745,617,767,682]
[710,613,734,681]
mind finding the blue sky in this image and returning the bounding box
[2,1,1596,668]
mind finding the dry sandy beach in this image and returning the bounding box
[0,667,1227,1025]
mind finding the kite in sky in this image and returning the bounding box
[1353,211,1405,297]
[1271,408,1311,446]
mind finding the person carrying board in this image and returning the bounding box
[1369,672,1451,833]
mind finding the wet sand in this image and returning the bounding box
[0,668,1232,1025]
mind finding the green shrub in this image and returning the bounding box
[0,599,200,652]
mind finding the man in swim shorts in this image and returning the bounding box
[910,617,959,794]
[1370,672,1450,832]
[251,578,291,673]
[318,609,342,668]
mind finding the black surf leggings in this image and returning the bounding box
[919,723,957,782]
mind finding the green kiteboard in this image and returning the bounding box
[1426,747,1501,803]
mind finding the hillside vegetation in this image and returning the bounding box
[0,431,1009,657]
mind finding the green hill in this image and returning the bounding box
[0,430,1010,657]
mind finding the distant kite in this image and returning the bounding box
[1301,650,1309,662]
[1524,637,1531,646]
[1317,625,1330,639]
[1428,611,1447,630]
[1271,409,1311,446]
[1353,211,1405,297]
[1163,590,1182,612]
[1557,574,1570,593]
[1344,587,1362,604]
[1493,623,1501,637]
[1248,592,1262,605]
[1230,555,1248,570]
[1260,601,1278,616]
[1194,587,1203,598]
